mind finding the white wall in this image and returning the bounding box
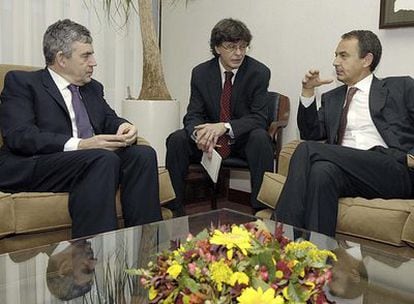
[161,0,414,144]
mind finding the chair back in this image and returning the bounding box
[0,64,40,148]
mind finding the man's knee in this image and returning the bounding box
[309,161,339,186]
[127,144,157,165]
[166,129,188,151]
[247,128,271,146]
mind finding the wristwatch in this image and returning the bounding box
[224,122,231,134]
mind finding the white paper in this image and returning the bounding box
[201,149,222,183]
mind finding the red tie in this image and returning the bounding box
[217,71,233,158]
[337,87,358,145]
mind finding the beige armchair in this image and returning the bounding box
[0,64,175,253]
[256,140,414,248]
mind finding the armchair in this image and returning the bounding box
[256,140,414,247]
[0,64,175,253]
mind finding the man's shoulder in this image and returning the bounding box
[192,57,217,73]
[4,68,44,83]
[380,75,414,86]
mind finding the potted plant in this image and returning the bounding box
[102,0,179,166]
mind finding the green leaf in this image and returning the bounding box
[180,277,200,293]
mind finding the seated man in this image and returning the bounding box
[166,18,274,215]
[275,30,414,236]
[0,19,162,238]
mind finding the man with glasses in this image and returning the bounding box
[166,18,273,216]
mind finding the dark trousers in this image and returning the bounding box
[28,145,162,238]
[275,141,412,237]
[166,128,274,211]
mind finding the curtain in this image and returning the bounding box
[0,0,143,113]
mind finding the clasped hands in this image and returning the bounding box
[78,122,137,151]
[194,122,227,158]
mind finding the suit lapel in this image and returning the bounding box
[79,84,98,131]
[41,69,70,115]
[329,86,347,143]
[231,58,247,114]
[208,59,222,120]
[369,76,388,118]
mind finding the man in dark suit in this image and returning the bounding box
[0,19,162,238]
[275,30,414,237]
[166,18,273,215]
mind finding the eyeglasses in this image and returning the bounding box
[221,42,250,53]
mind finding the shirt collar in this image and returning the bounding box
[47,67,71,91]
[351,73,373,93]
[218,59,238,80]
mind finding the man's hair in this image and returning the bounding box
[341,30,382,72]
[46,258,93,301]
[209,18,252,57]
[43,19,92,66]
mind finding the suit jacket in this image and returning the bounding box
[0,68,127,189]
[183,56,270,139]
[297,75,414,164]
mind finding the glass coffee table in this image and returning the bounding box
[0,208,413,303]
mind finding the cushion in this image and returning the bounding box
[337,197,414,246]
[159,168,175,204]
[0,192,15,238]
[12,192,71,234]
[257,172,286,209]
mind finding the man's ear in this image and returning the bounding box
[215,46,221,56]
[55,51,66,68]
[363,53,374,68]
[349,268,361,283]
[58,259,73,277]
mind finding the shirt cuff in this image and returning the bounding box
[300,95,315,108]
[64,137,82,151]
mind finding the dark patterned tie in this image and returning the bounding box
[217,71,233,158]
[68,84,94,138]
[337,87,358,145]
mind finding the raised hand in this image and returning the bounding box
[302,69,333,97]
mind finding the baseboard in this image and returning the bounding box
[227,188,251,206]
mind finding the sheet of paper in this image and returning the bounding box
[201,149,222,183]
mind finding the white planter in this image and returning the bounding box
[122,99,180,166]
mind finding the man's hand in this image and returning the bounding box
[194,122,227,157]
[407,154,414,168]
[302,69,334,97]
[78,134,128,151]
[116,122,138,146]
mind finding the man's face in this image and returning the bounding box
[62,41,97,86]
[215,40,248,71]
[333,38,371,86]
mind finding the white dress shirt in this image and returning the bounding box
[300,74,388,150]
[48,68,82,151]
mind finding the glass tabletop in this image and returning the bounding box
[0,208,413,303]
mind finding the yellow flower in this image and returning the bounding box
[275,270,284,279]
[210,259,233,291]
[210,225,252,259]
[148,286,157,300]
[167,262,182,279]
[230,271,249,286]
[237,287,284,304]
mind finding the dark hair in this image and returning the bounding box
[43,19,92,66]
[341,30,382,72]
[209,18,252,57]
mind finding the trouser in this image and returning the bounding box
[29,146,162,238]
[275,141,412,236]
[166,128,274,211]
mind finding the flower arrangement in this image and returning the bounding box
[126,221,336,304]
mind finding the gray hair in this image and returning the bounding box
[43,19,92,65]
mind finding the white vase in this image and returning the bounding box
[122,99,180,167]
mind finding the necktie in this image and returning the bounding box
[337,87,358,145]
[68,84,94,138]
[216,71,233,158]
